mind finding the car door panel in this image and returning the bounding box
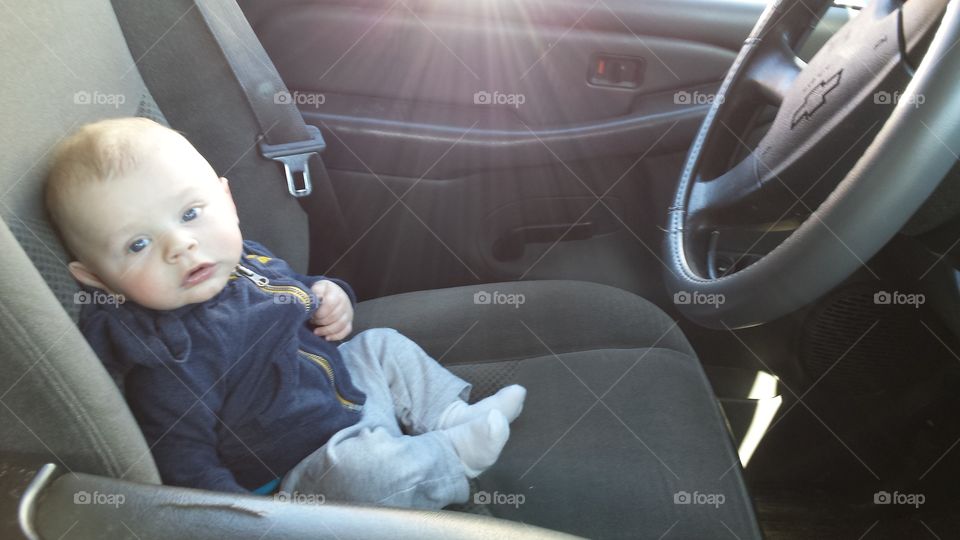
[239,0,849,299]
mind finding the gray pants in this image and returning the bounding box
[280,328,472,509]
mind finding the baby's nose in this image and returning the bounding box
[164,232,198,261]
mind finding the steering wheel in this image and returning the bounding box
[665,0,960,329]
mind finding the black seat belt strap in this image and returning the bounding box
[194,0,323,199]
[191,0,350,274]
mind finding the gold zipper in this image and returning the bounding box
[298,350,362,411]
[234,264,312,311]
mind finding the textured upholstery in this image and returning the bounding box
[477,349,757,539]
[357,284,759,538]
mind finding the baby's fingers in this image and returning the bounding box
[326,321,353,341]
[313,315,352,341]
[314,304,349,326]
[310,303,333,325]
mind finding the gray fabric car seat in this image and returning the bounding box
[0,1,760,538]
[352,281,758,538]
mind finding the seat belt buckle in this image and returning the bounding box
[258,125,326,198]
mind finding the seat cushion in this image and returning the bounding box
[356,281,760,538]
[462,348,760,539]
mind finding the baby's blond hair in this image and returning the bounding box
[45,117,186,256]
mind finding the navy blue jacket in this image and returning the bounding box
[80,240,365,493]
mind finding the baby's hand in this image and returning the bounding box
[309,280,354,341]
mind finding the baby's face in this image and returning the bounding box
[67,134,243,310]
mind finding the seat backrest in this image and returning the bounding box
[0,0,166,483]
[0,0,321,484]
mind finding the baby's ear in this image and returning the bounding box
[219,177,239,221]
[68,261,111,292]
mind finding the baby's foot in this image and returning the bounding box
[445,410,510,478]
[437,385,526,429]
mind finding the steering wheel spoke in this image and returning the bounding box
[745,41,805,106]
[687,157,761,226]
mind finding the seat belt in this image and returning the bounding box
[192,0,350,271]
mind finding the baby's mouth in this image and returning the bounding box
[183,262,217,287]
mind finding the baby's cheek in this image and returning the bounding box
[118,268,174,308]
[121,283,156,306]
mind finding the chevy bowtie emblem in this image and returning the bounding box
[790,69,843,129]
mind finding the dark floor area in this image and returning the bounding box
[746,357,960,539]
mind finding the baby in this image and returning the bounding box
[45,117,526,508]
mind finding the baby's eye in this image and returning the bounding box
[129,238,150,253]
[182,207,201,222]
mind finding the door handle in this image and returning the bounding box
[493,222,595,261]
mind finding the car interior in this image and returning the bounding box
[3,0,960,538]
